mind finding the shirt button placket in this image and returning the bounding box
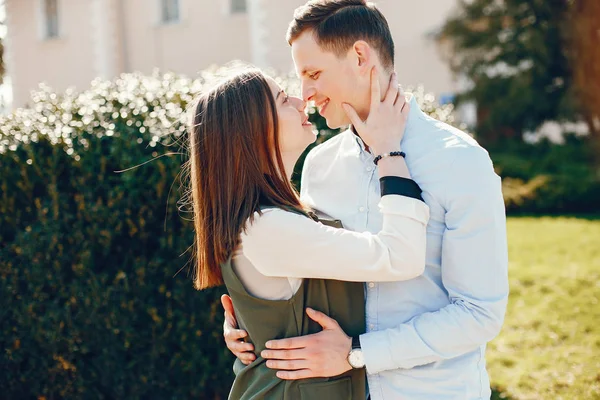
[367,282,376,331]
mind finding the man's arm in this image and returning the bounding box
[262,147,509,378]
[360,147,509,373]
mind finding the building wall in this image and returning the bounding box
[122,0,251,77]
[6,0,459,109]
[377,0,457,96]
[6,0,97,107]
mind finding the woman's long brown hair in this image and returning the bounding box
[188,68,307,290]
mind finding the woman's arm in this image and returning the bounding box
[242,188,429,282]
[244,70,429,282]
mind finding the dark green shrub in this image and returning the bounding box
[491,135,600,214]
[0,71,235,399]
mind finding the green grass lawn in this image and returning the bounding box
[488,216,600,400]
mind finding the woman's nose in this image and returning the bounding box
[291,96,306,111]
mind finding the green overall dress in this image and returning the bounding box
[221,210,367,400]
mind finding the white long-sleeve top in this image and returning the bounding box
[232,194,429,301]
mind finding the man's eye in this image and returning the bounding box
[309,72,320,80]
[283,95,289,103]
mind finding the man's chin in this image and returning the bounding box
[324,116,350,130]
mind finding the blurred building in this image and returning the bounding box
[5,0,459,109]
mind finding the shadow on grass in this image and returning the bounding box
[492,387,512,400]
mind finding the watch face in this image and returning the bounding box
[348,349,365,368]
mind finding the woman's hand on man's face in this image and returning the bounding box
[342,67,409,156]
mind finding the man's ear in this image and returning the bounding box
[352,40,373,74]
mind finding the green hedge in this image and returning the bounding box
[491,135,600,214]
[1,65,595,398]
[0,71,232,399]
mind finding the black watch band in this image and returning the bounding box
[352,336,361,350]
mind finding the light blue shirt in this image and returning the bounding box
[300,96,509,400]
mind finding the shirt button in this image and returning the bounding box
[369,324,375,330]
[359,207,365,212]
[366,166,373,172]
[368,282,375,288]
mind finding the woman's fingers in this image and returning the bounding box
[394,87,407,113]
[394,85,404,105]
[369,66,381,112]
[384,72,399,106]
[400,102,411,122]
[342,103,363,129]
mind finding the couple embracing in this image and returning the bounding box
[187,1,509,399]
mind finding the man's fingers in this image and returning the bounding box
[306,307,338,330]
[237,351,257,364]
[261,348,308,360]
[221,294,237,327]
[266,359,310,371]
[369,66,380,111]
[342,103,363,129]
[266,335,311,350]
[224,311,237,329]
[224,327,248,341]
[384,72,399,105]
[276,369,316,380]
[236,349,255,360]
[228,338,254,352]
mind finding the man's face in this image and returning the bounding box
[291,31,370,129]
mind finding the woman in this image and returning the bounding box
[188,66,429,399]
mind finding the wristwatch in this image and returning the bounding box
[347,336,365,369]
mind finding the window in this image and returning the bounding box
[161,0,180,23]
[43,0,59,38]
[230,0,247,14]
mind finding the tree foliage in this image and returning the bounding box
[438,0,585,144]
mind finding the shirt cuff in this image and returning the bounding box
[380,176,424,201]
[359,323,445,374]
[379,194,430,225]
[360,331,396,374]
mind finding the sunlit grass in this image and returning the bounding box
[489,216,600,400]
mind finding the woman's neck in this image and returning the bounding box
[281,151,299,182]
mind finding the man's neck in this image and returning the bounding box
[350,125,371,154]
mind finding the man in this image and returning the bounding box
[223,1,509,398]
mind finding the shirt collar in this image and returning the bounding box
[350,93,421,154]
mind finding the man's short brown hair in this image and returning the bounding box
[286,0,395,70]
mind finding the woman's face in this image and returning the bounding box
[267,78,316,158]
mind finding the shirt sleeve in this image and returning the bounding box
[241,194,430,282]
[360,147,509,373]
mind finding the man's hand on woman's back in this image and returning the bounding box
[221,294,256,365]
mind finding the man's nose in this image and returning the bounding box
[301,83,316,103]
